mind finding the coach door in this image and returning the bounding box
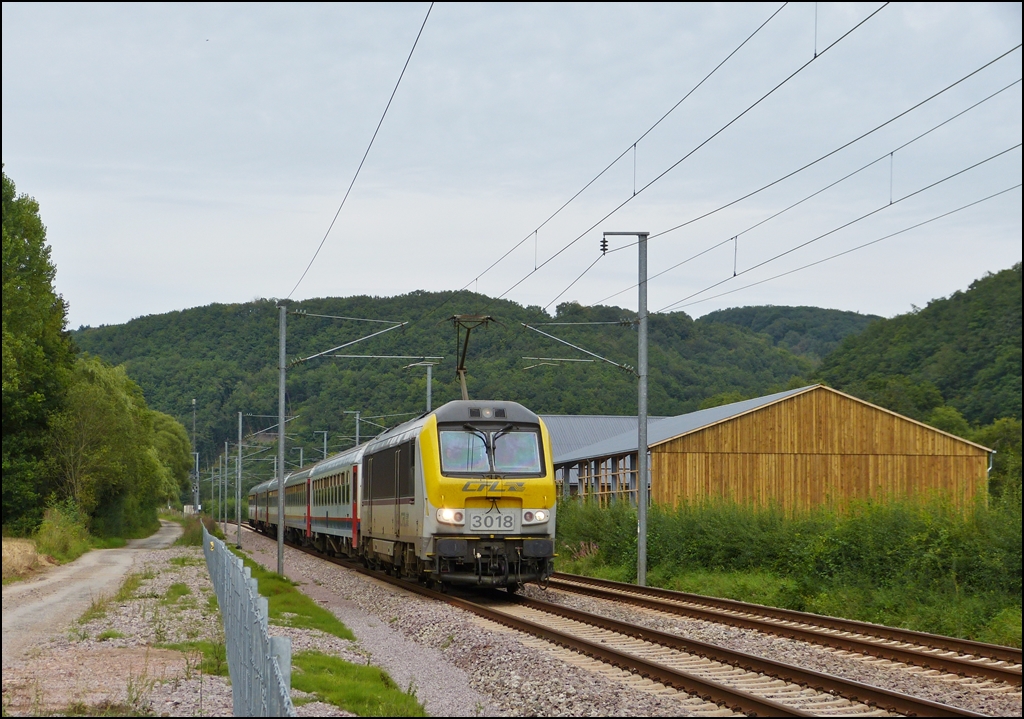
[365,456,374,537]
[393,446,402,538]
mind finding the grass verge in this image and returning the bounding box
[291,651,426,716]
[157,639,229,676]
[77,570,156,625]
[229,548,354,640]
[229,548,424,714]
[175,515,226,547]
[2,537,52,583]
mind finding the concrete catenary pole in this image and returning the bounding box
[603,231,650,587]
[637,231,649,587]
[277,301,288,575]
[237,411,243,548]
[224,441,229,526]
[192,398,198,510]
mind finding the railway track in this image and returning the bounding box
[547,573,1023,686]
[254,530,989,717]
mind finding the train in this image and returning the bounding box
[249,399,557,589]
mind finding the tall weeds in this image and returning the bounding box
[556,492,1022,646]
[34,498,91,563]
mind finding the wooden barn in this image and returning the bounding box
[551,385,992,511]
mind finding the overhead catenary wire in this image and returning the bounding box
[461,3,787,291]
[544,253,605,310]
[591,75,1023,306]
[481,3,890,310]
[286,2,434,300]
[409,3,789,325]
[667,183,1022,311]
[657,143,1023,313]
[534,321,632,326]
[613,43,1021,252]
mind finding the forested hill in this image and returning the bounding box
[74,294,813,459]
[818,264,1022,425]
[698,306,881,363]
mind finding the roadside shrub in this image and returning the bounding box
[202,516,226,540]
[175,515,205,546]
[34,498,91,563]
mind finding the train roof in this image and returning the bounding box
[363,399,541,455]
[249,401,542,490]
[433,399,540,425]
[309,443,366,479]
[249,441,368,495]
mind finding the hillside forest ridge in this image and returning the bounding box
[4,166,1021,647]
[70,265,1018,464]
[5,154,1021,535]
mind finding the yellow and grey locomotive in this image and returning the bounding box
[249,399,556,589]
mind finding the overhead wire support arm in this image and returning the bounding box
[291,322,408,366]
[289,310,407,324]
[521,323,636,376]
[326,354,444,360]
[534,320,633,326]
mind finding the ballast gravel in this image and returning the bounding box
[239,528,737,716]
[519,583,1023,717]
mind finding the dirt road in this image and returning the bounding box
[1,520,182,668]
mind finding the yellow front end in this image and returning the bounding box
[418,413,557,587]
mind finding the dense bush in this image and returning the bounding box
[556,493,1022,646]
[34,498,91,563]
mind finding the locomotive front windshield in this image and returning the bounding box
[439,427,543,475]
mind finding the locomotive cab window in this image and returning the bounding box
[438,425,544,476]
[439,431,489,473]
[493,431,542,473]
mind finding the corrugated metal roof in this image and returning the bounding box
[553,386,816,465]
[540,414,666,461]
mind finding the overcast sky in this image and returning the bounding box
[3,2,1021,329]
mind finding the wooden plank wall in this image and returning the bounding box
[651,387,989,511]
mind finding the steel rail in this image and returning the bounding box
[510,593,984,717]
[259,532,804,716]
[549,573,1022,684]
[250,529,989,716]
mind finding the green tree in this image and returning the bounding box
[48,356,186,536]
[2,168,75,532]
[818,265,1022,424]
[926,405,971,437]
[151,409,193,502]
[971,418,1022,500]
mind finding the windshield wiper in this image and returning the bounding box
[492,423,515,443]
[462,424,491,457]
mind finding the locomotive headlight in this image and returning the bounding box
[436,507,465,525]
[523,509,549,525]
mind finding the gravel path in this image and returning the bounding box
[1,520,182,668]
[238,527,747,716]
[518,583,1023,717]
[4,532,345,716]
[2,540,236,717]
